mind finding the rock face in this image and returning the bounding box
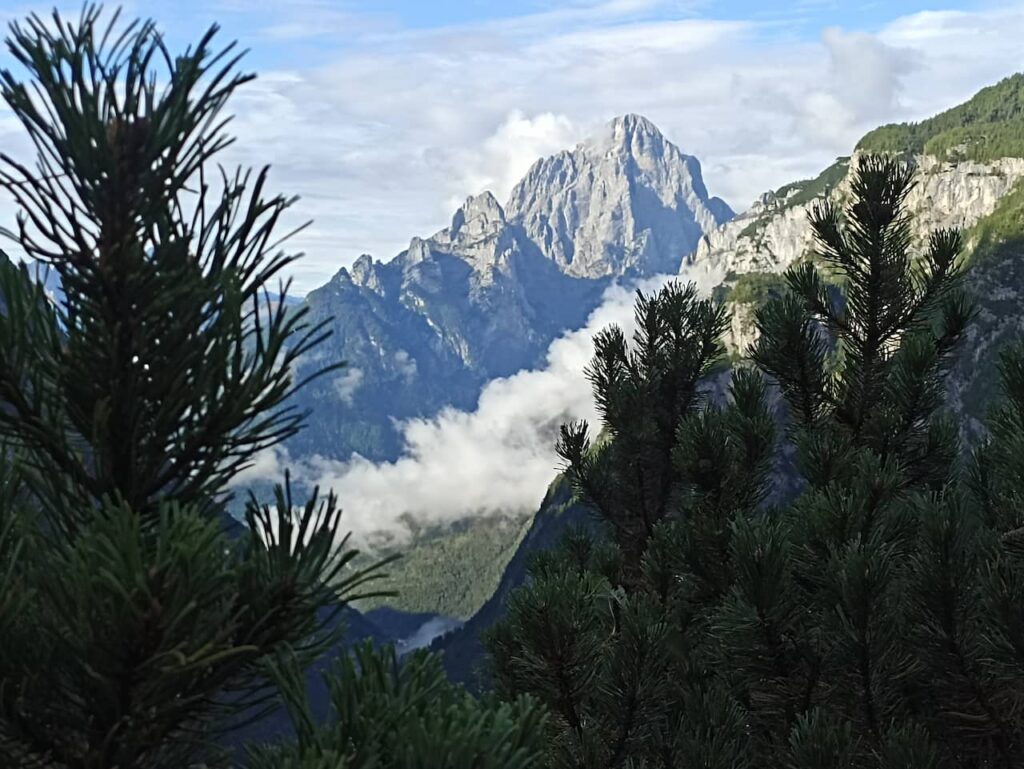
[508,114,733,278]
[286,115,733,463]
[690,155,1024,280]
[432,75,1024,681]
[723,301,759,357]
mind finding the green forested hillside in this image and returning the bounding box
[769,156,850,210]
[858,73,1024,161]
[353,513,533,619]
[432,475,593,688]
[714,271,790,305]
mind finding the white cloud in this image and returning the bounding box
[333,367,364,404]
[449,110,580,211]
[231,263,725,544]
[399,616,463,653]
[0,4,1020,292]
[393,350,417,382]
[821,27,915,122]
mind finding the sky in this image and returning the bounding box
[0,1,1021,294]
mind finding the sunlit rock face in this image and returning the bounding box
[508,113,733,279]
[288,115,732,463]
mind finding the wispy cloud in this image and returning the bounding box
[236,263,726,543]
[0,2,1018,293]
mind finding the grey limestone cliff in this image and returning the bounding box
[690,154,1024,279]
[508,114,732,278]
[286,115,733,463]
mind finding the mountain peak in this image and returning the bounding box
[506,114,732,278]
[450,191,505,238]
[609,113,662,138]
[589,113,667,159]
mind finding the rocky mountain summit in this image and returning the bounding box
[508,114,732,278]
[286,115,733,463]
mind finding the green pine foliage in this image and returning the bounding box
[487,155,1024,768]
[0,9,382,767]
[752,154,974,483]
[485,281,777,767]
[248,642,546,769]
[0,7,545,769]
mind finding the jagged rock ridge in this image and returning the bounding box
[286,115,733,464]
[508,114,732,278]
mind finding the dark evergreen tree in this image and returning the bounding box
[486,282,776,768]
[0,7,546,769]
[488,154,1024,768]
[703,155,1024,767]
[249,641,547,769]
[716,154,1001,767]
[751,154,972,490]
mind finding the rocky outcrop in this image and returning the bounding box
[689,155,1024,278]
[425,192,512,283]
[286,115,731,463]
[507,114,733,279]
[723,300,759,357]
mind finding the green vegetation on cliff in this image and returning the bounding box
[354,513,533,619]
[715,271,790,306]
[773,156,850,209]
[737,157,850,241]
[858,73,1024,161]
[966,178,1024,265]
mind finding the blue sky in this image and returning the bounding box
[0,0,1020,292]
[117,0,987,68]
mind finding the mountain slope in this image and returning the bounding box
[858,73,1024,162]
[352,512,533,619]
[430,475,592,689]
[435,72,1024,687]
[286,116,732,465]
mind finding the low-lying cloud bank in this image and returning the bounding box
[234,265,724,543]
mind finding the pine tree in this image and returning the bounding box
[0,8,546,769]
[486,282,776,768]
[0,8,378,767]
[247,641,547,769]
[716,154,1024,767]
[488,154,1024,768]
[751,154,973,490]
